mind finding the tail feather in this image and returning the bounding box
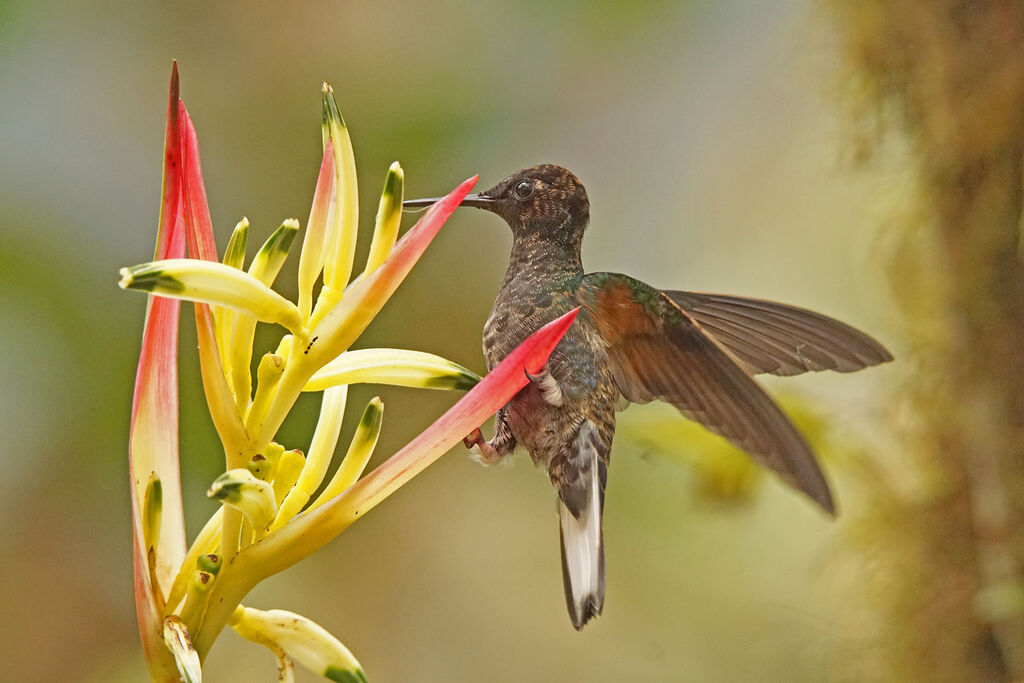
[558,453,605,630]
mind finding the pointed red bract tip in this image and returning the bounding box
[525,307,578,367]
[154,63,184,263]
[437,175,478,212]
[384,175,475,262]
[178,102,218,261]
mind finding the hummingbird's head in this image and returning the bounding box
[406,164,590,241]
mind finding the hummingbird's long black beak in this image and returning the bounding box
[403,193,495,209]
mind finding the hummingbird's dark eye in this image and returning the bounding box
[514,180,535,200]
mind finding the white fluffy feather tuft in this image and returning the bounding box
[535,367,565,406]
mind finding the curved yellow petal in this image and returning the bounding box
[230,607,366,683]
[312,397,383,509]
[272,386,348,530]
[208,469,278,531]
[364,162,403,273]
[321,84,359,292]
[304,348,480,392]
[120,259,303,334]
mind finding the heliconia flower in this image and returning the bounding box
[244,352,287,435]
[222,218,250,269]
[119,259,304,334]
[125,63,580,679]
[321,84,359,293]
[217,218,249,368]
[272,385,349,530]
[302,176,478,370]
[230,607,366,683]
[248,219,299,285]
[304,348,480,392]
[364,162,404,273]
[242,176,480,461]
[272,449,307,504]
[208,469,278,531]
[311,397,384,510]
[298,143,336,323]
[163,616,202,683]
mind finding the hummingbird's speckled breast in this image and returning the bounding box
[482,234,617,470]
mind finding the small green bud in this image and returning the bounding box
[197,553,222,576]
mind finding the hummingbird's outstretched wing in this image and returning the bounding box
[577,272,835,514]
[663,291,892,377]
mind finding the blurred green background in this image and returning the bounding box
[6,1,1022,681]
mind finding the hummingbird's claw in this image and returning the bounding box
[463,427,485,450]
[463,426,510,466]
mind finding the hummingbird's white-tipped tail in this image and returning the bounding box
[559,445,605,630]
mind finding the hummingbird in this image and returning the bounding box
[404,165,892,630]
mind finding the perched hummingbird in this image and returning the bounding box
[405,165,892,630]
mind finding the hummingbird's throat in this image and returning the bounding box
[506,231,584,287]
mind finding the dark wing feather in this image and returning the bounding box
[579,273,835,514]
[665,291,893,376]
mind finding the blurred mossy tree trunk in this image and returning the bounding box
[826,1,1024,681]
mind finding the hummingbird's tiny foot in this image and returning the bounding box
[463,427,485,450]
[464,427,502,465]
[524,364,565,406]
